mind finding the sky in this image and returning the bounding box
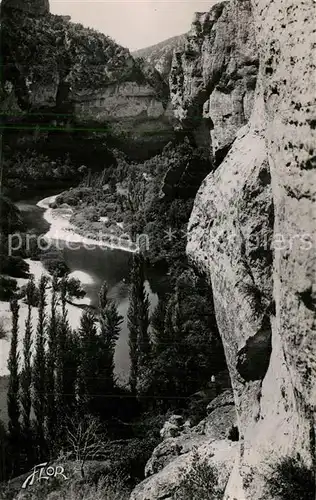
[49,0,215,51]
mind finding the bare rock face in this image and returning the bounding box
[130,392,237,500]
[1,8,174,154]
[187,0,316,499]
[72,81,173,151]
[170,1,258,157]
[133,35,186,81]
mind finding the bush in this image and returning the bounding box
[41,256,70,277]
[0,276,18,302]
[65,278,86,301]
[173,451,223,500]
[266,456,315,500]
[22,284,40,307]
[106,437,158,484]
[0,319,8,340]
[49,477,130,500]
[0,255,30,278]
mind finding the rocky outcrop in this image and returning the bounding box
[130,391,238,500]
[133,35,186,81]
[187,0,316,499]
[1,4,174,153]
[170,1,259,157]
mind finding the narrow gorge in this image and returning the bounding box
[0,0,315,499]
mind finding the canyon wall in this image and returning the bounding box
[186,0,316,498]
[169,1,259,158]
[1,2,174,155]
[133,35,186,81]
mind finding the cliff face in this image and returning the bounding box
[1,0,49,16]
[186,0,316,499]
[1,4,174,152]
[133,35,186,81]
[170,2,259,157]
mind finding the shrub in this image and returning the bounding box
[105,437,158,484]
[0,276,18,302]
[0,195,23,235]
[173,451,223,500]
[23,284,40,307]
[266,456,315,500]
[65,278,86,301]
[49,476,130,500]
[0,255,30,278]
[0,319,8,340]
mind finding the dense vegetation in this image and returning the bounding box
[54,140,212,267]
[265,456,315,500]
[2,8,137,94]
[0,130,227,495]
[173,451,224,500]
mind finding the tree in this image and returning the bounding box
[141,269,227,410]
[7,299,21,476]
[127,255,150,394]
[45,274,58,456]
[20,279,35,466]
[65,277,86,302]
[99,281,108,310]
[64,415,106,478]
[0,276,18,301]
[98,283,123,399]
[151,299,167,355]
[77,309,99,415]
[55,277,77,442]
[0,418,8,482]
[33,275,48,461]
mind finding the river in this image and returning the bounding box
[16,192,158,383]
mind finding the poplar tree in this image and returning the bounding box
[151,299,167,355]
[99,281,108,310]
[98,282,123,395]
[20,278,35,465]
[0,418,8,482]
[33,275,47,460]
[55,276,76,442]
[46,274,58,456]
[7,299,20,475]
[77,309,98,414]
[127,255,150,394]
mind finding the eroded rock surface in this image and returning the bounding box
[187,0,316,499]
[130,392,237,500]
[170,1,258,156]
[1,4,174,152]
[133,35,186,81]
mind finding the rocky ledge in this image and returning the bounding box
[130,390,238,500]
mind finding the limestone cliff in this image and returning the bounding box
[133,35,186,81]
[186,0,316,499]
[1,2,174,153]
[169,2,259,158]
